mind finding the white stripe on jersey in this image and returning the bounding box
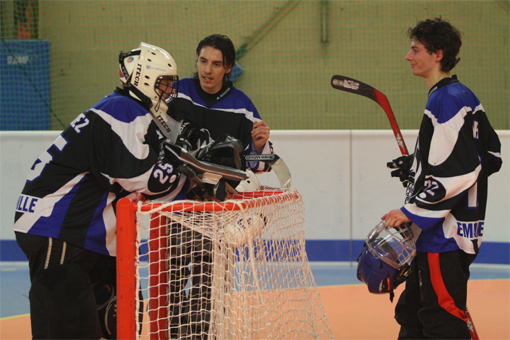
[103,192,118,256]
[425,106,470,166]
[91,108,153,160]
[14,173,87,233]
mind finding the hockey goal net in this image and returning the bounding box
[116,187,333,339]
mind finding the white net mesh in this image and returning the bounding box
[126,187,333,339]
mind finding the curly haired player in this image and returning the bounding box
[383,17,502,339]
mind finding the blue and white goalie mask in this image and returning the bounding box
[357,221,416,297]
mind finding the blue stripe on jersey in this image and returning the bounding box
[92,92,148,124]
[426,82,481,124]
[27,176,83,237]
[83,191,109,254]
[177,78,203,105]
[177,78,260,120]
[401,207,443,232]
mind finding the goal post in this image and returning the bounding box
[116,187,333,339]
[116,197,138,339]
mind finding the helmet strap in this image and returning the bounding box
[127,84,152,110]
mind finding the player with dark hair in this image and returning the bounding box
[14,42,193,339]
[194,34,236,81]
[406,17,462,73]
[165,33,274,339]
[383,17,502,339]
[172,34,272,160]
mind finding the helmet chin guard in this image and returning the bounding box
[357,221,416,299]
[119,42,179,117]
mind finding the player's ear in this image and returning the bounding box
[435,49,444,62]
[225,63,233,74]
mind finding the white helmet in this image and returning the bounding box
[119,42,178,116]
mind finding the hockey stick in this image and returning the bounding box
[245,154,292,189]
[163,143,248,183]
[153,112,291,189]
[163,142,248,201]
[331,75,409,156]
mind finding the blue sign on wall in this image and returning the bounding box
[0,40,51,130]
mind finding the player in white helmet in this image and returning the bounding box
[119,43,178,114]
[14,42,187,339]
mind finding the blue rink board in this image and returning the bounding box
[1,239,509,264]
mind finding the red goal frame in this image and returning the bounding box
[116,190,297,339]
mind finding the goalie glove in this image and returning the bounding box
[175,121,212,151]
[159,136,247,201]
[191,134,244,170]
[387,154,414,187]
[186,134,245,200]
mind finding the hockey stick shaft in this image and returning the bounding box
[331,75,409,156]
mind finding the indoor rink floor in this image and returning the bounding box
[1,262,509,339]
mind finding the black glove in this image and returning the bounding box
[387,154,414,187]
[160,135,246,201]
[175,121,212,151]
[188,135,245,201]
[191,134,244,170]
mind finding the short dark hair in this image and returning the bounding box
[195,34,236,80]
[407,17,462,72]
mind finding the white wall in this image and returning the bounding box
[259,130,510,244]
[1,130,509,244]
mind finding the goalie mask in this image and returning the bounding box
[357,221,416,300]
[119,42,179,116]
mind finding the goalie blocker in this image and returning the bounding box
[160,135,248,201]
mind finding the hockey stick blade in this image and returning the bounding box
[331,75,409,156]
[164,143,248,182]
[245,154,292,189]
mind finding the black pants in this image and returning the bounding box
[395,250,476,339]
[15,232,116,340]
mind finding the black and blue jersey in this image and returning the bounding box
[169,78,273,172]
[14,88,187,256]
[402,76,502,254]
